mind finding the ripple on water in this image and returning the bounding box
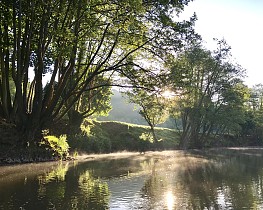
[108,175,149,210]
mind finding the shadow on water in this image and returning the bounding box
[1,148,263,209]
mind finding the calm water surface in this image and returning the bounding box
[1,148,263,210]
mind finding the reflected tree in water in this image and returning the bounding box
[77,170,110,209]
[178,150,263,209]
[36,163,110,209]
[138,150,263,209]
[37,162,69,204]
[141,158,171,209]
[2,150,263,209]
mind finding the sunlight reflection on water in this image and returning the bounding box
[166,190,175,210]
[1,149,263,209]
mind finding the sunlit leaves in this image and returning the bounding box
[167,40,247,148]
[126,89,170,143]
[0,0,194,142]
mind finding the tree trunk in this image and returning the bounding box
[68,109,84,133]
[179,121,191,149]
[150,126,157,144]
[16,114,44,146]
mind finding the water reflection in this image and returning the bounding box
[138,149,263,210]
[166,191,174,210]
[0,161,110,210]
[77,170,109,209]
[1,149,263,209]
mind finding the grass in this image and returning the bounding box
[67,120,180,154]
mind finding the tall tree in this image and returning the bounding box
[126,89,169,144]
[240,84,263,145]
[0,0,194,144]
[167,40,247,149]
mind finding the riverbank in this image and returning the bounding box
[1,118,251,165]
[0,119,180,165]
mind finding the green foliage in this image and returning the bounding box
[99,90,177,128]
[68,120,112,153]
[39,162,69,184]
[140,132,154,142]
[237,84,263,145]
[41,135,70,159]
[0,0,194,146]
[77,170,110,209]
[89,125,112,153]
[167,40,247,149]
[125,89,170,143]
[71,78,113,121]
[67,120,179,153]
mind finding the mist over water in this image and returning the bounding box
[1,148,263,209]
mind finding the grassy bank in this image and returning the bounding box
[0,119,180,164]
[67,120,180,154]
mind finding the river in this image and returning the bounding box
[1,148,263,209]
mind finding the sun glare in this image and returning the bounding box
[166,191,175,210]
[162,90,174,99]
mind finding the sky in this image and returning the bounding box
[179,0,263,87]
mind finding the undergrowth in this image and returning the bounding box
[67,120,180,154]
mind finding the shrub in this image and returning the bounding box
[41,135,70,159]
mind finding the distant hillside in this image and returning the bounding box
[98,90,146,125]
[98,90,176,128]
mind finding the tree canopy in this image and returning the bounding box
[126,89,170,143]
[166,40,247,148]
[0,0,194,143]
[2,0,260,151]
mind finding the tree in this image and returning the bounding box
[126,89,169,144]
[248,84,263,111]
[239,84,263,145]
[0,0,194,144]
[66,76,112,128]
[167,40,247,149]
